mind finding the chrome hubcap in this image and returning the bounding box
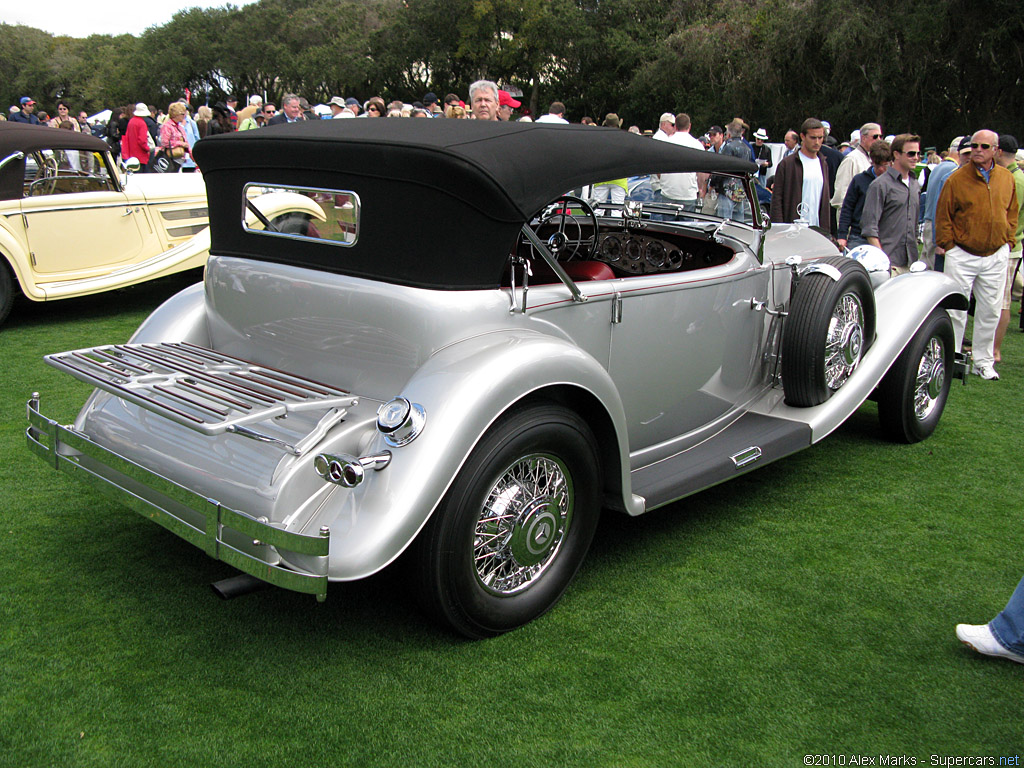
[473,454,573,595]
[915,336,946,420]
[825,292,865,391]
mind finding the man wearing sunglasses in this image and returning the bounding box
[831,122,883,211]
[935,129,1018,380]
[860,134,922,275]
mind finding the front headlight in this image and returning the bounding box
[376,397,426,447]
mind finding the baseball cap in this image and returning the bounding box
[20,97,35,106]
[659,112,675,124]
[998,134,1018,154]
[958,136,972,154]
[498,90,520,109]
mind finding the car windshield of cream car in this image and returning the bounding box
[27,119,969,638]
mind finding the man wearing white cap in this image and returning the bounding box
[752,128,772,183]
[653,113,676,141]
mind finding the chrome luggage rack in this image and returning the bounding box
[45,342,358,455]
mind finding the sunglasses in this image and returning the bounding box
[902,150,921,157]
[971,143,993,150]
[368,105,380,112]
[264,109,276,114]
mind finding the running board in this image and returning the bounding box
[631,412,811,511]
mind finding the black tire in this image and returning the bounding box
[270,213,313,236]
[0,262,15,327]
[782,256,875,406]
[877,307,954,443]
[412,403,601,638]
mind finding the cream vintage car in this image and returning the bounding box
[0,123,319,325]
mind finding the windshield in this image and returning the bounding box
[575,171,765,228]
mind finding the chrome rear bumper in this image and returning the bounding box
[26,393,330,601]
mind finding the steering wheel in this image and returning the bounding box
[529,195,599,261]
[29,154,60,196]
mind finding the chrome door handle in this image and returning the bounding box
[122,207,134,216]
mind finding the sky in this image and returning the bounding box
[4,0,260,38]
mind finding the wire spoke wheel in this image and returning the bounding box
[878,307,953,443]
[823,292,865,391]
[913,336,946,421]
[782,256,875,407]
[413,403,600,638]
[474,454,573,595]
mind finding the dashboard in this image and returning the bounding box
[593,230,735,275]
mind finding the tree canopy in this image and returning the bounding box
[3,0,1022,144]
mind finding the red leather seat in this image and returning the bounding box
[530,260,616,285]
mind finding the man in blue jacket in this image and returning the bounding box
[11,97,40,124]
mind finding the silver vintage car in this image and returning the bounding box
[27,120,967,637]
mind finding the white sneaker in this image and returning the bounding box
[972,363,1000,380]
[956,623,1024,664]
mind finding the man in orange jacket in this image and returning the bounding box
[935,129,1018,380]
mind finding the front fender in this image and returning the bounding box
[754,270,967,442]
[309,330,632,581]
[0,220,36,299]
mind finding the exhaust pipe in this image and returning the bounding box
[211,573,270,600]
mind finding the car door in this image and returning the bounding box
[607,247,770,456]
[19,150,147,278]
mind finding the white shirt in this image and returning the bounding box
[831,146,871,208]
[536,114,569,124]
[659,130,705,202]
[798,151,824,226]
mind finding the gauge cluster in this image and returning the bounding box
[594,231,733,275]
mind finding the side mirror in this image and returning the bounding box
[122,156,141,174]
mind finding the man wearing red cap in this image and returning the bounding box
[12,97,40,125]
[497,91,520,121]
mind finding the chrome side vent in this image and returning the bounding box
[730,446,762,469]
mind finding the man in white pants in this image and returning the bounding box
[935,129,1018,380]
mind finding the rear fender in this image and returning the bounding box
[305,330,633,581]
[245,191,327,226]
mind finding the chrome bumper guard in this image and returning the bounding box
[27,394,330,601]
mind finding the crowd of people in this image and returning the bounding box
[5,79,1023,666]
[7,81,1021,382]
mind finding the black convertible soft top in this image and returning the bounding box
[194,119,756,289]
[0,122,109,156]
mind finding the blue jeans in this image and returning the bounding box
[717,194,750,223]
[989,574,1024,653]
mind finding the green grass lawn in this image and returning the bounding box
[1,275,1021,767]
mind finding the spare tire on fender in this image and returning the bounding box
[781,255,875,407]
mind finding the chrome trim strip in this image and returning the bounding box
[26,393,330,600]
[20,201,137,214]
